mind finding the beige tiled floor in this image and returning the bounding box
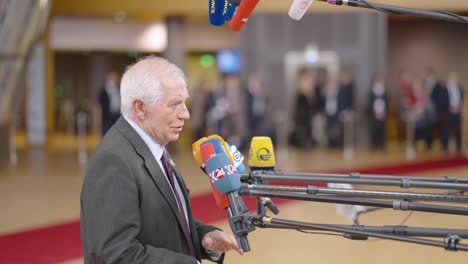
[1,140,467,264]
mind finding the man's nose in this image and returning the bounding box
[179,104,190,120]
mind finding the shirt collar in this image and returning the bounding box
[124,115,164,161]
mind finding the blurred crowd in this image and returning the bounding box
[189,73,272,150]
[83,66,464,155]
[400,68,464,153]
[289,66,464,154]
[290,67,356,150]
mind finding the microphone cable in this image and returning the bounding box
[359,0,468,23]
[325,0,468,24]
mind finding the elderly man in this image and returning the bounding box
[81,56,242,263]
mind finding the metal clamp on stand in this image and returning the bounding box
[231,214,255,237]
[444,235,462,251]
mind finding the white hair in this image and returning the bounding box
[120,56,186,117]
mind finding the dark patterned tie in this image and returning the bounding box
[161,152,197,258]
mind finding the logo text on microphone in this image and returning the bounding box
[209,165,238,183]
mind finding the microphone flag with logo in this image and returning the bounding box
[206,153,241,194]
[209,0,228,26]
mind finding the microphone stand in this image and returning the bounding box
[318,0,468,24]
[250,215,468,251]
[239,188,468,216]
[241,171,468,190]
[240,171,468,216]
[229,169,468,251]
[241,183,468,203]
[226,191,255,252]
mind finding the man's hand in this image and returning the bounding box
[202,230,244,255]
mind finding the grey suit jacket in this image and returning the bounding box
[80,117,224,264]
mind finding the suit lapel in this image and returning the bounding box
[166,152,201,259]
[115,117,189,238]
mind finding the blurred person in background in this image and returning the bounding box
[190,76,210,140]
[98,71,121,136]
[398,70,416,143]
[312,67,327,146]
[400,70,416,108]
[324,71,354,149]
[367,73,388,150]
[411,78,434,150]
[292,67,315,148]
[446,72,464,153]
[221,74,247,148]
[206,75,227,136]
[338,70,355,112]
[425,67,449,151]
[246,72,269,138]
[81,56,242,264]
[324,76,341,148]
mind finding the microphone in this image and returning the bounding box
[225,2,238,21]
[329,183,378,224]
[288,0,314,21]
[200,143,230,209]
[207,153,241,194]
[209,0,228,26]
[201,137,233,161]
[192,137,208,171]
[203,135,245,173]
[206,153,253,252]
[248,136,280,215]
[225,142,245,173]
[229,0,260,32]
[248,136,276,171]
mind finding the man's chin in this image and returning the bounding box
[170,133,180,142]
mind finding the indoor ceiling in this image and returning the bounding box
[52,0,468,21]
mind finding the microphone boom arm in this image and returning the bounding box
[242,183,468,203]
[242,171,468,190]
[252,216,468,251]
[239,188,468,216]
[233,168,468,251]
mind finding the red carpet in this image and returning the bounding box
[0,221,82,264]
[1,155,467,263]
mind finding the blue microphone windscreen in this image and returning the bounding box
[237,163,245,173]
[225,3,237,21]
[206,153,241,194]
[209,0,227,26]
[201,138,225,155]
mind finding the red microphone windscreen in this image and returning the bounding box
[229,0,260,32]
[201,143,216,166]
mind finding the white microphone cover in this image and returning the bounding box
[288,0,314,21]
[328,183,369,223]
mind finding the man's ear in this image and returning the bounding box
[131,99,145,120]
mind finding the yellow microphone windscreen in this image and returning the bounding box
[248,136,275,170]
[192,137,207,168]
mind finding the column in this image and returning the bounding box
[163,16,186,70]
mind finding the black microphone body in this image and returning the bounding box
[227,192,252,252]
[206,152,254,252]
